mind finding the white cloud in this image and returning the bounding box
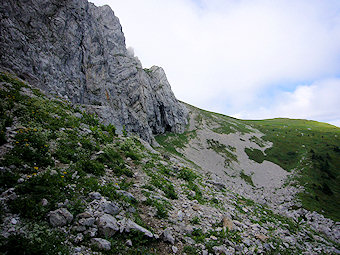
[90,0,340,126]
[235,78,340,127]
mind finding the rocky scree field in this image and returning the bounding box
[0,73,340,254]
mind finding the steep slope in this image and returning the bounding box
[1,72,339,254]
[156,104,340,243]
[0,0,188,142]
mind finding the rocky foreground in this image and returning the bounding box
[0,72,339,254]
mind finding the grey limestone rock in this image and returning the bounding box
[0,0,188,142]
[97,214,119,237]
[163,228,175,244]
[49,208,73,227]
[89,191,102,200]
[101,201,120,216]
[119,218,153,238]
[91,238,111,251]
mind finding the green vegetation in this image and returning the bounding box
[0,72,151,253]
[143,160,178,200]
[186,227,242,254]
[207,139,237,166]
[155,130,196,157]
[240,171,254,186]
[190,216,200,224]
[143,194,172,219]
[178,167,205,204]
[244,118,340,221]
[0,223,69,255]
[244,148,265,163]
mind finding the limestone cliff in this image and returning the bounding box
[0,0,188,142]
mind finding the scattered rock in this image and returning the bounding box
[210,235,217,241]
[79,217,95,227]
[74,112,83,119]
[122,218,153,238]
[126,239,132,247]
[116,190,136,201]
[49,208,73,227]
[74,233,84,244]
[183,236,195,245]
[172,245,178,253]
[97,214,119,237]
[89,192,102,200]
[73,225,87,232]
[91,238,111,251]
[77,212,92,219]
[85,227,98,237]
[223,216,234,231]
[255,233,269,242]
[177,210,184,221]
[1,188,17,200]
[213,245,229,254]
[207,180,226,190]
[163,228,175,244]
[192,204,200,211]
[41,198,48,206]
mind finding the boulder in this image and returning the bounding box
[120,218,153,238]
[101,201,120,215]
[89,192,102,200]
[91,238,111,251]
[97,214,119,237]
[49,208,73,227]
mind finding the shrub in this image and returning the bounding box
[76,159,105,176]
[3,129,54,171]
[244,148,265,163]
[178,167,197,182]
[0,225,69,255]
[9,172,68,219]
[97,147,133,177]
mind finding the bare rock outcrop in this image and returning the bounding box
[0,0,188,142]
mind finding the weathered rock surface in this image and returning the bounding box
[0,0,188,142]
[97,214,119,237]
[91,238,111,251]
[119,218,154,238]
[48,208,73,227]
[162,228,175,244]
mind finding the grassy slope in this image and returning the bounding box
[0,72,160,254]
[157,103,340,222]
[244,118,340,221]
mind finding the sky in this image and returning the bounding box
[91,0,340,127]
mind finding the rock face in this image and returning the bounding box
[0,0,188,142]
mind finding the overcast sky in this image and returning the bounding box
[91,0,340,127]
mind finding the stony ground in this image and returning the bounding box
[0,72,339,254]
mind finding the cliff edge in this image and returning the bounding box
[0,0,188,142]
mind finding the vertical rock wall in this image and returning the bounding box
[0,0,188,142]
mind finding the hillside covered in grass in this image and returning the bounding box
[244,119,340,221]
